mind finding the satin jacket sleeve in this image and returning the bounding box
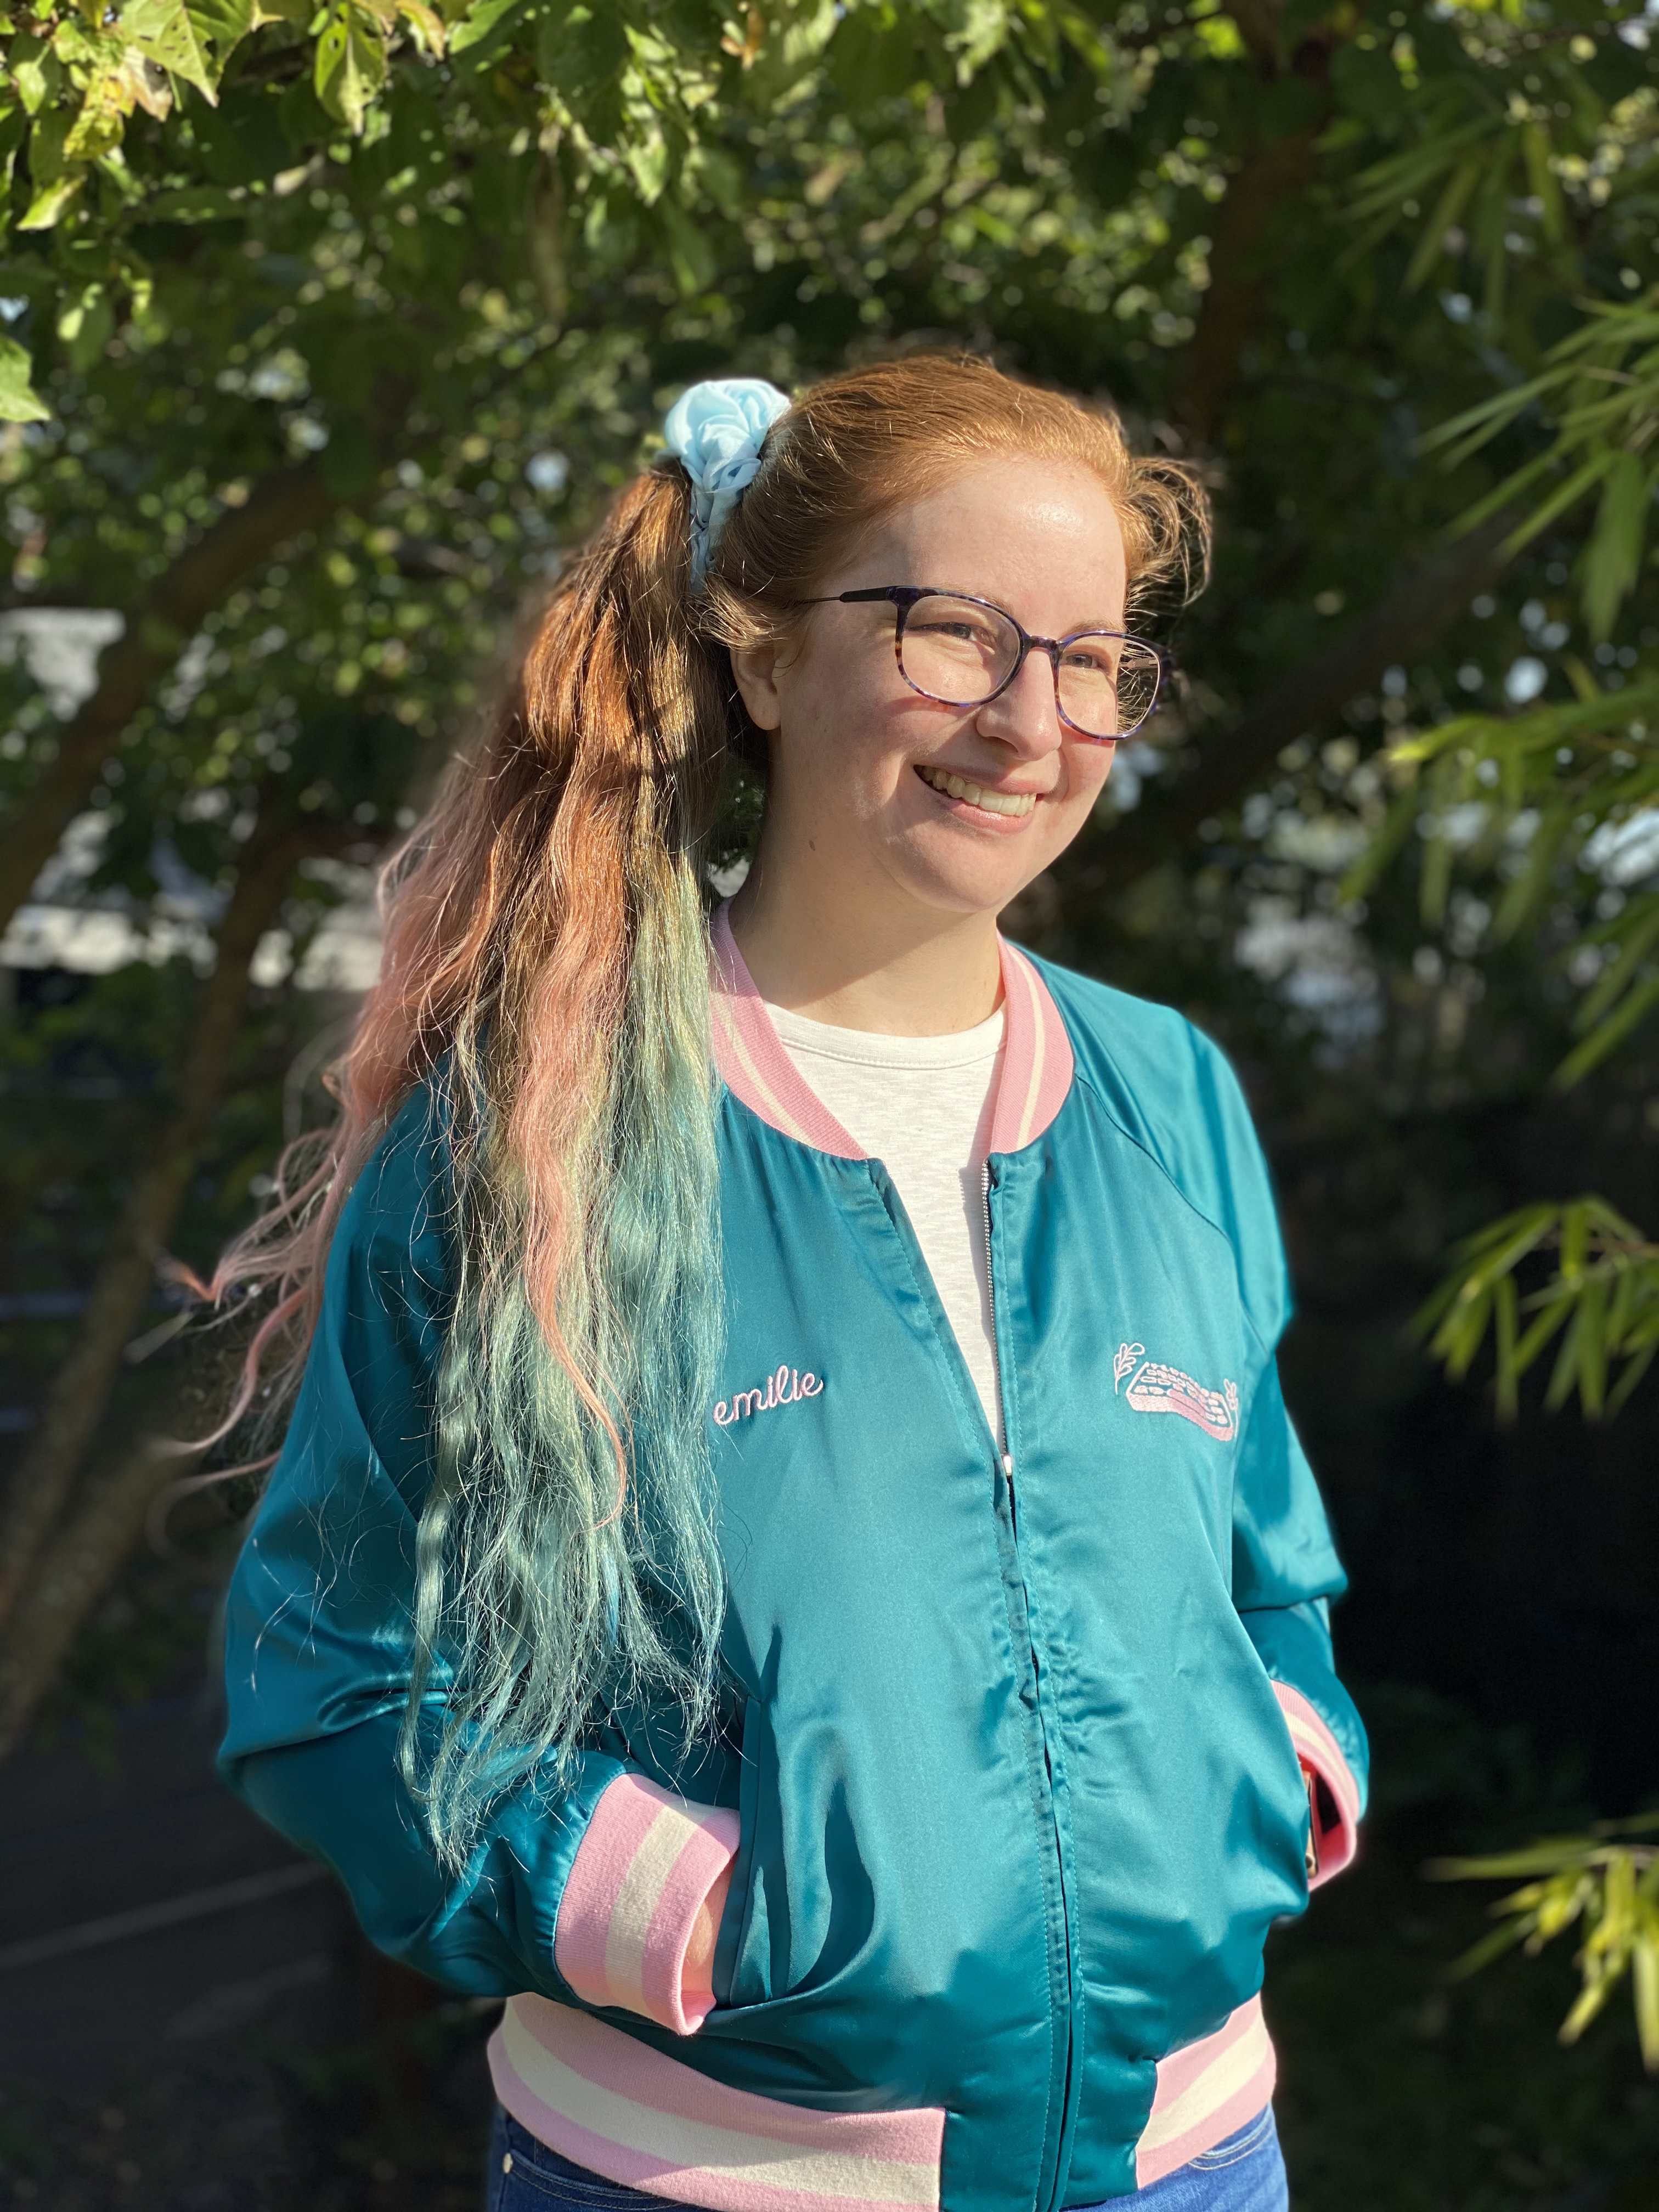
[1199,1039,1370,1882]
[217,1088,736,2031]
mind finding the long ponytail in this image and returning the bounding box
[207,462,734,1864]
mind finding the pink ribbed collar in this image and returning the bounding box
[708,902,1073,1159]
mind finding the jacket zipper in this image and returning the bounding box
[981,1162,1012,1476]
[983,1158,1073,2212]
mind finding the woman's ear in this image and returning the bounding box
[730,642,783,732]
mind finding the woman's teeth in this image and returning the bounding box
[916,764,1036,817]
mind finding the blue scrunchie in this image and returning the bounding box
[663,376,791,587]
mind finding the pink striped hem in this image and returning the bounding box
[1137,1995,1276,2186]
[556,1775,740,2035]
[709,906,1073,1159]
[1272,1683,1362,1887]
[489,1996,944,2212]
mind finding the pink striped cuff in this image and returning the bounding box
[490,1996,945,2212]
[556,1775,740,2035]
[1273,1682,1362,1888]
[1138,1995,1276,2185]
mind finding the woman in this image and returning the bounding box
[215,356,1367,2212]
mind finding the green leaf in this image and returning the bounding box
[449,0,529,60]
[118,0,218,99]
[63,72,132,164]
[56,279,114,371]
[1581,450,1650,645]
[314,1,387,134]
[657,193,716,296]
[17,172,83,230]
[8,36,59,117]
[536,1,628,89]
[0,332,47,421]
[129,0,253,94]
[188,0,256,46]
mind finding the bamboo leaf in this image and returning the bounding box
[1340,780,1418,901]
[1404,154,1480,292]
[1520,122,1566,247]
[1634,1933,1659,2071]
[1573,899,1659,1030]
[1582,450,1651,644]
[1554,972,1659,1091]
[1561,1970,1618,2045]
[1447,1910,1541,1980]
[1501,451,1619,561]
[1493,804,1573,942]
[1512,1291,1575,1379]
[1577,1276,1609,1417]
[1607,1340,1658,1420]
[1545,1301,1587,1413]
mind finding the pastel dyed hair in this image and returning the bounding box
[201,354,1208,1866]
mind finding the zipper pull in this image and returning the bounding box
[1002,1453,1013,1476]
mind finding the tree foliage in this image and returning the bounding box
[2,0,1658,2068]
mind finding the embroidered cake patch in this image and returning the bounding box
[1114,1341,1239,1443]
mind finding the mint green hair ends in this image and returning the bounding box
[400,848,726,1874]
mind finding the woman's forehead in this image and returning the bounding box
[855,456,1128,610]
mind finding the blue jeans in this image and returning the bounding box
[484,2103,1287,2211]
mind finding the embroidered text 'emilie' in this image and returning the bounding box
[713,1364,823,1427]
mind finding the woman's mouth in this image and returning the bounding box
[915,763,1037,819]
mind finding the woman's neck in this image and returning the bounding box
[728,870,1003,1037]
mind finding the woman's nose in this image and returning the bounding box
[974,650,1064,755]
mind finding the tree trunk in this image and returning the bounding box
[1071,510,1520,904]
[0,810,331,1631]
[0,462,334,936]
[1169,123,1323,449]
[0,1435,206,1761]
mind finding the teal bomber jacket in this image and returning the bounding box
[220,912,1368,2212]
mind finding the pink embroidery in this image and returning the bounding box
[713,1363,823,1427]
[1115,1342,1239,1443]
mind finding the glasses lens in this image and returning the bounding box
[899,595,1019,705]
[1057,637,1161,738]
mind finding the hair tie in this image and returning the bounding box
[663,377,791,588]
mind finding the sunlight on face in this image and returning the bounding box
[742,455,1131,927]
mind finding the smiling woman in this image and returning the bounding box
[208,357,1367,2212]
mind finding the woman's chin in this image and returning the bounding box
[887,827,1052,922]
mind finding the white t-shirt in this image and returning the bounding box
[763,1001,1006,1441]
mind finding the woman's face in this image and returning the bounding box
[733,454,1130,927]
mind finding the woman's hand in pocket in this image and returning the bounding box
[682,1862,733,2021]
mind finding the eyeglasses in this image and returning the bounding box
[804,585,1169,743]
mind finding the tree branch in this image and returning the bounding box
[1071,510,1520,901]
[0,461,336,936]
[0,804,348,1632]
[0,1435,208,1763]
